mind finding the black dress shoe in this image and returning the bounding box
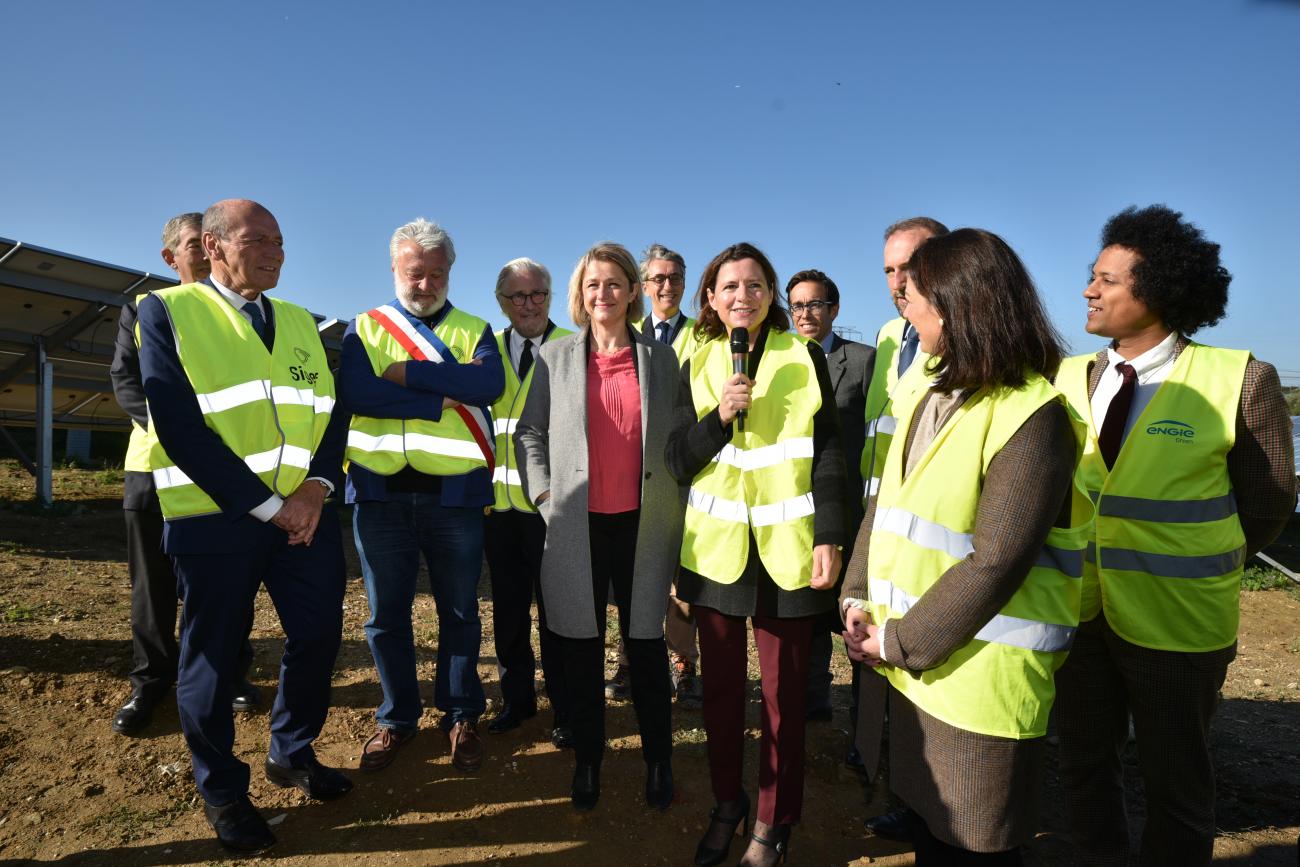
[111,695,155,735]
[204,795,275,854]
[264,756,354,801]
[570,762,600,811]
[645,760,673,811]
[231,682,262,713]
[863,807,914,842]
[486,703,537,734]
[551,726,575,749]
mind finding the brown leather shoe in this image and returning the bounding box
[359,727,416,772]
[448,720,483,772]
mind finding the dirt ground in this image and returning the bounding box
[0,459,1297,866]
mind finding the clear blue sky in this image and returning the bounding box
[3,0,1298,382]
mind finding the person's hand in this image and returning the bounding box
[810,544,841,590]
[271,481,327,546]
[382,361,407,387]
[842,610,884,667]
[717,373,753,425]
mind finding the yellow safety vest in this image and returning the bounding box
[868,372,1093,739]
[862,316,930,503]
[680,330,821,591]
[148,285,336,520]
[491,325,573,511]
[639,315,710,363]
[1056,344,1249,652]
[123,292,161,473]
[345,305,494,477]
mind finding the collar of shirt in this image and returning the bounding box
[507,323,547,370]
[819,332,837,354]
[208,276,265,316]
[1101,330,1179,385]
[649,311,682,331]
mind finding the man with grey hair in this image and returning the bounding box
[340,218,505,774]
[483,258,575,744]
[109,211,260,736]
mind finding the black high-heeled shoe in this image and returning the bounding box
[693,791,751,866]
[570,762,600,811]
[740,824,789,866]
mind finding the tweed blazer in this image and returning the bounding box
[514,325,687,640]
[826,336,876,533]
[1080,337,1296,557]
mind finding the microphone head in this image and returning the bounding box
[729,327,749,353]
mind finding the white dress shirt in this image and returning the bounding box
[206,278,332,521]
[649,310,684,341]
[1089,331,1180,444]
[506,326,545,375]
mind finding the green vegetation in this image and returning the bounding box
[1241,566,1291,591]
[1284,386,1300,415]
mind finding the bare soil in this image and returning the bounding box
[0,460,1297,865]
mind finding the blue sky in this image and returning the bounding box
[3,0,1299,382]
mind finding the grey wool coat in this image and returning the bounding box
[513,325,687,640]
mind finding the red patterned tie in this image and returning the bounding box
[1098,362,1137,470]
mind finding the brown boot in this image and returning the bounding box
[448,720,483,772]
[359,727,417,772]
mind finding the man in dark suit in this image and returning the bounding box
[109,211,260,735]
[786,269,875,727]
[137,199,352,854]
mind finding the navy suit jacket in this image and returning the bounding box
[137,286,349,555]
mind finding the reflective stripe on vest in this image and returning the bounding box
[862,316,931,501]
[346,305,495,477]
[489,325,574,512]
[680,331,820,590]
[148,285,334,520]
[867,372,1093,739]
[1056,343,1249,652]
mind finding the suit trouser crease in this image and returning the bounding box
[173,511,344,805]
[355,496,487,732]
[484,509,567,717]
[696,605,813,826]
[560,510,672,767]
[1055,615,1233,867]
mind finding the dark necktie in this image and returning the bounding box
[1098,361,1137,470]
[656,321,672,345]
[242,301,272,351]
[518,339,534,381]
[896,323,919,376]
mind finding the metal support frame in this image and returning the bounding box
[35,338,53,507]
[0,425,37,475]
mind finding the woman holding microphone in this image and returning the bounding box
[667,242,849,867]
[841,228,1093,865]
[514,242,684,813]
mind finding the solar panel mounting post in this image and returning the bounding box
[35,337,53,507]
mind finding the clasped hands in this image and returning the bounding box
[842,607,886,668]
[382,358,481,409]
[271,480,327,546]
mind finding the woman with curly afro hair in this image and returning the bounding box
[1053,204,1296,866]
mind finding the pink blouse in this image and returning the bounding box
[587,346,643,514]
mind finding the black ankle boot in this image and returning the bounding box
[645,760,673,811]
[570,762,600,811]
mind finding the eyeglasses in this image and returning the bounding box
[503,290,549,308]
[645,274,685,288]
[789,300,833,314]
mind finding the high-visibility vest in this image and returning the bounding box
[490,324,573,511]
[123,293,160,473]
[345,305,494,477]
[868,372,1093,739]
[862,316,930,503]
[148,285,336,520]
[639,315,711,363]
[680,330,821,591]
[1056,344,1249,652]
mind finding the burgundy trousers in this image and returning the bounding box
[695,605,814,826]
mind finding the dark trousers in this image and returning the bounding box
[1055,615,1235,867]
[126,506,254,701]
[559,510,672,767]
[484,509,567,719]
[696,606,813,826]
[907,811,1024,866]
[806,629,862,722]
[173,508,345,806]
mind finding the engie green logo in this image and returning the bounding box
[1146,419,1195,441]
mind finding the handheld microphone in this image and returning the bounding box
[729,327,749,431]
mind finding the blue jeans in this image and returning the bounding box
[354,495,486,731]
